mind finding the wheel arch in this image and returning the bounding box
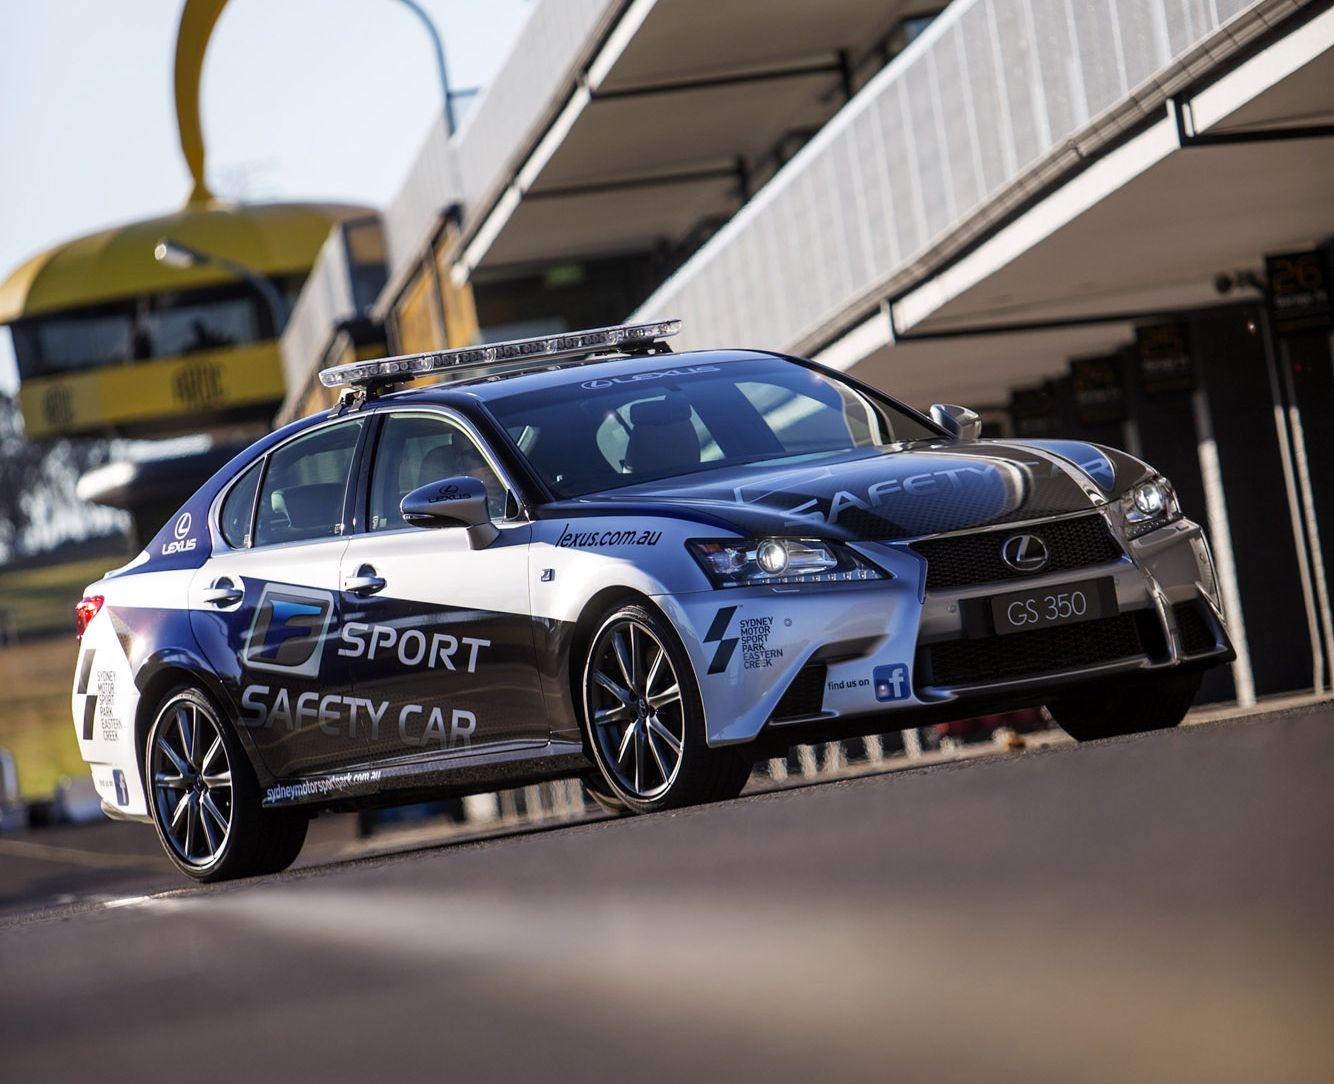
[134,652,248,799]
[565,587,670,751]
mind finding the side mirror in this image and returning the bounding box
[929,403,982,441]
[401,476,499,549]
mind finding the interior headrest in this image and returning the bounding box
[276,483,342,528]
[629,397,692,426]
[418,444,457,487]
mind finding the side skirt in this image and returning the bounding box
[260,740,592,811]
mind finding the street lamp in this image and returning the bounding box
[154,238,288,337]
[393,0,457,138]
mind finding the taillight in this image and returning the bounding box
[75,596,104,640]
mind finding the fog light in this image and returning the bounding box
[755,539,789,575]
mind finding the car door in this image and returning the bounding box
[337,408,547,761]
[188,417,365,778]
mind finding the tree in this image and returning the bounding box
[0,393,122,561]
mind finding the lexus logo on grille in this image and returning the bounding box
[1000,533,1049,574]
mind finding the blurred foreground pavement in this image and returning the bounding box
[1,704,1331,1084]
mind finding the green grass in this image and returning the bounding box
[0,555,122,640]
[0,554,131,798]
[0,635,84,799]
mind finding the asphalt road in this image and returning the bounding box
[2,704,1331,1084]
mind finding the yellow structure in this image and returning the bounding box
[0,201,368,439]
[174,0,230,208]
[0,0,372,440]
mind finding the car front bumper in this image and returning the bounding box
[660,513,1233,748]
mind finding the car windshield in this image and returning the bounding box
[483,356,937,498]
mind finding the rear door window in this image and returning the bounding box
[253,420,363,547]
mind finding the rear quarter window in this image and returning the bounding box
[219,460,262,548]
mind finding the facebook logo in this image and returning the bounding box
[112,769,129,806]
[873,664,911,702]
[244,585,334,677]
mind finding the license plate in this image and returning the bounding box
[989,577,1116,636]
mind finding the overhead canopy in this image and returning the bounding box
[888,13,1334,340]
[829,8,1334,410]
[470,0,927,274]
[0,200,371,324]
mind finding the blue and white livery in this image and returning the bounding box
[71,320,1233,880]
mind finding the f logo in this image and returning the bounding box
[1000,533,1049,574]
[873,664,911,702]
[244,584,334,677]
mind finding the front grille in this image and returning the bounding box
[917,613,1146,688]
[1173,601,1218,655]
[911,514,1124,590]
[769,662,827,721]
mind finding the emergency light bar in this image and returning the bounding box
[319,318,681,389]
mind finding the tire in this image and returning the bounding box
[145,685,308,882]
[1046,670,1202,743]
[581,602,751,814]
[581,776,631,817]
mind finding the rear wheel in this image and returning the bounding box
[581,603,751,814]
[145,686,307,882]
[1046,670,1201,742]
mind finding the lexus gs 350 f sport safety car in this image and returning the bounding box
[72,319,1234,880]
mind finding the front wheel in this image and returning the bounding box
[581,603,751,814]
[1046,670,1201,743]
[581,775,631,817]
[145,686,307,882]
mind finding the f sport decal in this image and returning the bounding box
[243,585,335,677]
[704,606,739,674]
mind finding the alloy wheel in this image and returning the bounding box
[150,697,233,868]
[586,617,685,801]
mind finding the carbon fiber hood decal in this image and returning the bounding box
[546,440,1150,541]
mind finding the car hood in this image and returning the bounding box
[541,439,1151,541]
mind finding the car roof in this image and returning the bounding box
[361,347,787,409]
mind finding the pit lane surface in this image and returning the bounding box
[2,704,1331,1083]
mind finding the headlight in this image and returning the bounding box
[687,538,886,588]
[1121,476,1181,538]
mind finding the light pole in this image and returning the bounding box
[394,0,457,139]
[154,238,288,337]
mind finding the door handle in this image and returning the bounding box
[344,564,386,596]
[201,577,243,607]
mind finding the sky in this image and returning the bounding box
[0,0,532,395]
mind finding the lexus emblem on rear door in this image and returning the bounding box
[1001,533,1049,574]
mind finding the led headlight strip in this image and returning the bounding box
[319,319,681,389]
[688,538,886,588]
